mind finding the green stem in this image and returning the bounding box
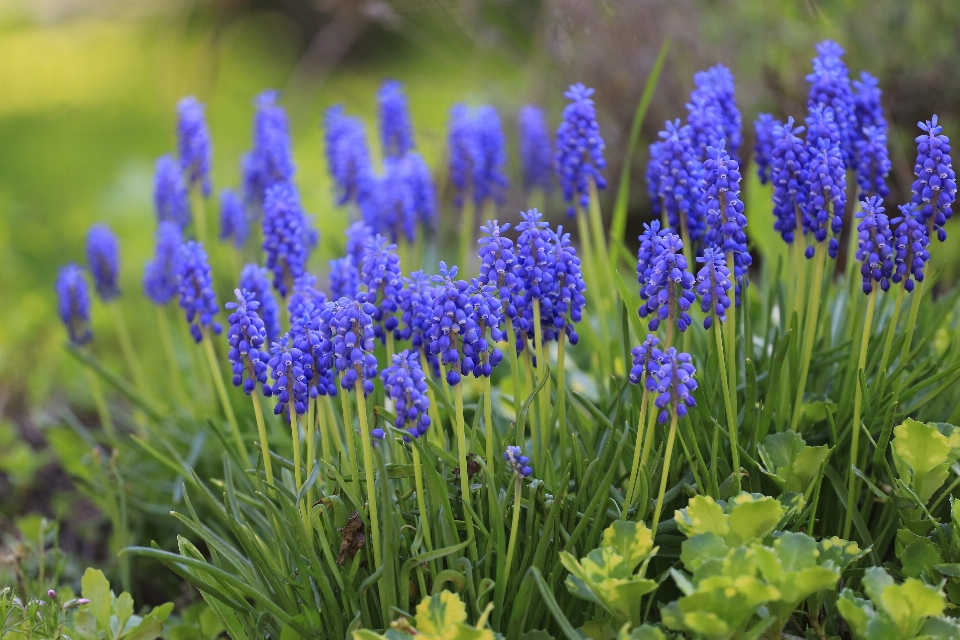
[109,303,149,399]
[556,330,568,472]
[843,292,877,540]
[411,444,435,574]
[626,387,650,508]
[84,366,114,437]
[900,278,925,367]
[156,305,189,409]
[724,251,738,450]
[523,345,539,450]
[587,177,612,295]
[341,391,360,493]
[639,391,659,470]
[876,286,905,398]
[252,392,274,490]
[459,197,476,275]
[506,318,525,440]
[201,328,245,460]
[502,478,523,592]
[454,383,479,562]
[532,299,550,462]
[306,397,316,509]
[651,411,680,537]
[483,375,496,582]
[714,319,740,492]
[289,403,303,499]
[355,379,383,570]
[420,351,446,451]
[790,247,828,431]
[318,395,332,470]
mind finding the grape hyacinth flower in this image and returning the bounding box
[693,64,742,157]
[324,106,376,207]
[243,91,296,209]
[504,445,533,477]
[86,224,121,302]
[685,92,725,160]
[652,348,698,424]
[472,105,509,207]
[426,263,476,386]
[143,221,183,305]
[177,241,221,342]
[477,220,519,306]
[805,105,842,152]
[465,281,504,377]
[219,189,249,248]
[646,142,663,219]
[655,119,706,243]
[702,142,752,298]
[288,272,327,319]
[153,154,191,229]
[891,204,930,293]
[395,270,436,364]
[555,83,606,218]
[329,256,362,300]
[853,72,885,134]
[378,79,415,159]
[321,293,379,396]
[546,227,586,344]
[177,96,213,197]
[855,196,894,294]
[629,334,661,390]
[267,334,308,416]
[695,247,732,329]
[514,209,556,337]
[911,115,956,242]
[346,221,373,264]
[448,104,475,209]
[518,105,553,193]
[380,350,431,439]
[803,137,846,259]
[854,125,891,199]
[637,220,669,299]
[639,233,696,333]
[262,182,309,297]
[239,264,283,346]
[754,113,780,185]
[770,118,809,244]
[366,157,415,242]
[806,40,857,167]
[225,289,269,394]
[56,264,92,346]
[361,235,402,339]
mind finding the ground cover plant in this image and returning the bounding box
[27,35,960,639]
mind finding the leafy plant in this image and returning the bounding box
[354,591,494,640]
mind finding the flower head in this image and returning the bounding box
[239,264,282,346]
[395,270,436,356]
[754,114,780,185]
[381,350,431,440]
[378,80,415,158]
[696,247,732,329]
[288,272,327,319]
[426,263,476,386]
[177,96,213,197]
[177,241,221,342]
[243,91,295,210]
[891,205,930,292]
[219,189,249,248]
[465,280,504,377]
[324,105,376,207]
[637,220,669,298]
[803,137,845,259]
[911,115,956,242]
[477,220,518,306]
[854,125,891,199]
[685,92,725,159]
[448,104,509,208]
[855,196,894,294]
[143,221,183,305]
[693,64,742,158]
[56,264,92,345]
[153,154,191,229]
[518,105,552,192]
[365,153,435,242]
[361,235,403,339]
[504,445,533,477]
[770,118,809,244]
[638,233,696,333]
[652,348,698,424]
[853,72,885,134]
[655,119,706,243]
[266,334,308,416]
[545,227,586,344]
[646,141,663,219]
[346,221,374,264]
[702,142,752,300]
[226,289,269,394]
[555,83,606,218]
[262,182,309,297]
[329,256,361,300]
[319,293,379,396]
[629,334,661,390]
[86,224,121,302]
[806,40,857,167]
[515,209,556,303]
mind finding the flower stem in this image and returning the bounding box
[790,246,828,431]
[340,391,360,492]
[900,278,925,367]
[714,319,740,493]
[84,366,113,437]
[483,376,496,476]
[410,444,435,573]
[251,392,274,489]
[587,177,612,294]
[506,318,525,440]
[626,387,650,508]
[502,477,523,592]
[876,286,905,399]
[288,403,303,496]
[201,327,245,460]
[420,351,446,451]
[459,196,475,275]
[454,382,479,562]
[639,392,659,470]
[651,411,680,537]
[724,251,738,450]
[843,291,877,540]
[354,379,383,570]
[556,330,568,471]
[532,299,550,457]
[109,303,150,400]
[306,397,316,508]
[156,305,189,409]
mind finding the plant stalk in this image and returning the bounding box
[354,379,383,570]
[201,327,245,460]
[454,383,479,562]
[790,246,828,431]
[651,411,680,537]
[714,319,740,492]
[251,392,274,490]
[843,291,877,540]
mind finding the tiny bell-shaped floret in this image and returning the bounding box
[696,247,732,329]
[652,348,698,424]
[891,204,930,293]
[380,350,431,440]
[629,334,661,391]
[226,289,269,394]
[177,241,221,343]
[504,445,533,477]
[754,114,780,185]
[855,196,894,294]
[361,234,403,339]
[267,334,308,416]
[239,264,283,346]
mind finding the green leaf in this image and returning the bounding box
[415,591,468,634]
[116,591,134,634]
[758,431,830,493]
[80,567,113,631]
[601,520,655,572]
[892,418,958,504]
[679,533,728,573]
[675,495,729,539]
[122,618,164,640]
[817,536,867,571]
[726,494,783,545]
[616,623,666,640]
[900,535,944,582]
[882,578,947,637]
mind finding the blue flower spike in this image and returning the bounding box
[177,96,213,198]
[518,105,552,193]
[219,189,249,248]
[891,204,930,293]
[629,334,661,391]
[504,445,533,477]
[380,350,431,440]
[555,83,606,218]
[177,241,222,343]
[695,247,732,329]
[855,196,894,294]
[86,224,121,302]
[911,115,956,243]
[57,263,93,346]
[320,293,379,397]
[226,289,269,395]
[243,90,295,210]
[652,348,698,424]
[154,154,191,229]
[262,182,309,298]
[754,113,780,185]
[378,79,415,159]
[638,233,697,334]
[144,221,183,306]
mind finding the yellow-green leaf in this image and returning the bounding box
[601,520,655,572]
[675,496,728,539]
[892,418,956,504]
[727,495,782,545]
[415,591,468,636]
[80,567,112,631]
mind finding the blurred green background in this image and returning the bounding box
[2,0,959,555]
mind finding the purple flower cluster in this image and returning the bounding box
[226,289,269,394]
[646,142,663,219]
[636,220,669,293]
[261,182,310,297]
[176,241,221,342]
[911,115,956,242]
[806,40,857,167]
[239,264,282,346]
[346,221,373,264]
[365,153,436,241]
[855,196,894,294]
[628,334,660,390]
[361,235,403,339]
[518,105,553,192]
[243,91,295,210]
[652,348,698,424]
[329,256,361,300]
[770,118,809,244]
[854,126,891,199]
[380,350,431,440]
[266,335,308,416]
[555,83,606,217]
[686,92,725,160]
[754,113,779,185]
[477,220,518,306]
[448,104,509,208]
[504,445,533,477]
[693,64,742,158]
[154,154,191,229]
[638,232,696,333]
[891,205,930,292]
[395,270,436,363]
[324,106,376,207]
[653,120,705,243]
[544,227,586,344]
[320,293,379,396]
[465,281,504,376]
[219,189,249,248]
[853,72,885,133]
[695,247,732,329]
[803,137,845,259]
[426,263,475,386]
[702,142,752,298]
[143,221,183,305]
[86,224,121,302]
[56,264,92,346]
[378,80,415,159]
[176,96,213,197]
[288,272,327,319]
